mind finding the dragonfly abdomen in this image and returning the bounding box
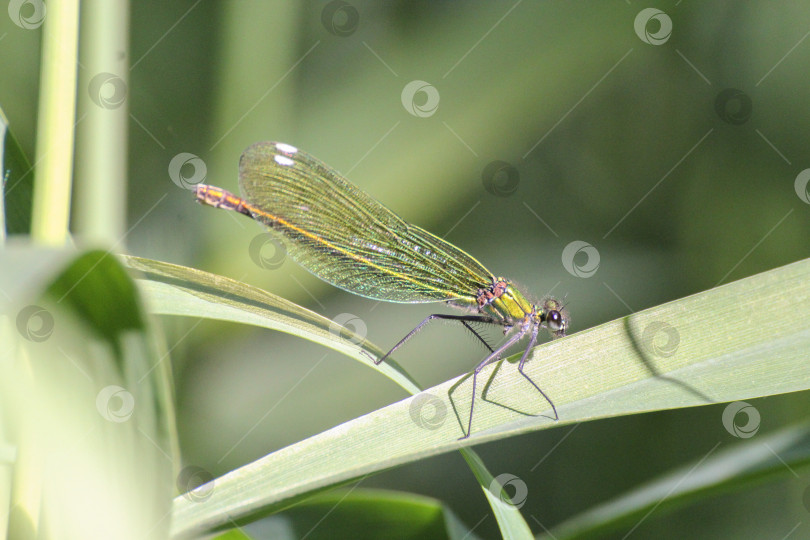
[195,185,253,218]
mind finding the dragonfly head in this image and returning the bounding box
[540,298,568,338]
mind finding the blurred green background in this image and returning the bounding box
[3,1,810,538]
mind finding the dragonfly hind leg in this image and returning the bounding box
[375,314,496,365]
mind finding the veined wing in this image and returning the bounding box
[238,142,494,303]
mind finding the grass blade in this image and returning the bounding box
[168,257,810,537]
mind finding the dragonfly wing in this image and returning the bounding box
[238,142,494,303]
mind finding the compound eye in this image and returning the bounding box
[546,310,563,332]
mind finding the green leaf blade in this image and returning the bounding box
[168,258,810,537]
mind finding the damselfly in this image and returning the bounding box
[195,141,568,438]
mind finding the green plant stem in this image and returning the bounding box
[74,0,130,243]
[31,0,80,245]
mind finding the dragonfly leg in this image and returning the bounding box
[375,314,495,365]
[462,328,527,439]
[517,326,558,421]
[460,320,496,353]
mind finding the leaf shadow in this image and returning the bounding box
[622,315,715,405]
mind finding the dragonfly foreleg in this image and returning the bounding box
[516,325,558,421]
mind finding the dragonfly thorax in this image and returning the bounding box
[475,278,568,338]
[475,278,531,323]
